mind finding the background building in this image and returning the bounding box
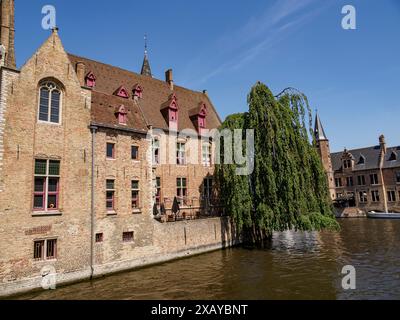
[315,114,400,217]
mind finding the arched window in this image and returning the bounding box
[38,81,62,124]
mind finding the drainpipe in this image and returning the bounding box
[90,125,97,279]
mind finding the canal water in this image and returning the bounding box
[16,219,400,300]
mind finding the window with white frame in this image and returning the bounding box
[34,238,57,261]
[387,190,396,202]
[202,142,212,166]
[177,177,187,205]
[370,173,379,185]
[359,191,368,203]
[38,81,62,124]
[371,190,380,202]
[177,142,186,165]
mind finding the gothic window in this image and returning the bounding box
[38,81,62,124]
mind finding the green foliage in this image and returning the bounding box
[216,82,338,244]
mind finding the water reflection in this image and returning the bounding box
[14,219,400,300]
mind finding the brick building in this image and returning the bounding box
[0,0,228,296]
[315,114,400,216]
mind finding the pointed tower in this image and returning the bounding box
[141,35,152,77]
[0,0,16,68]
[314,113,336,200]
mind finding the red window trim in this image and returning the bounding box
[33,160,60,212]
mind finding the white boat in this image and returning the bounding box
[367,211,400,219]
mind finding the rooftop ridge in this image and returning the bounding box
[331,145,400,155]
[67,52,208,96]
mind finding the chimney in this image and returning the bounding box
[379,134,387,154]
[76,62,86,87]
[165,69,173,90]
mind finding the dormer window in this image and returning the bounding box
[358,155,365,165]
[169,94,178,122]
[343,159,352,169]
[114,86,129,99]
[133,84,143,99]
[388,151,397,161]
[190,102,208,132]
[115,105,127,125]
[161,94,179,129]
[85,72,96,88]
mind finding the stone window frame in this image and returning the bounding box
[155,177,162,207]
[396,171,400,184]
[387,190,397,202]
[33,159,61,213]
[95,233,104,243]
[37,80,63,125]
[371,190,380,202]
[131,145,140,161]
[359,191,368,203]
[202,141,212,167]
[106,142,116,160]
[335,177,342,188]
[176,142,186,165]
[177,177,188,206]
[343,159,352,169]
[370,173,379,185]
[122,231,134,243]
[357,175,366,186]
[106,179,116,213]
[33,238,57,261]
[131,180,141,213]
[346,176,354,187]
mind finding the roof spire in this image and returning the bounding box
[141,34,152,77]
[314,111,328,141]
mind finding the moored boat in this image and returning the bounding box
[367,212,400,219]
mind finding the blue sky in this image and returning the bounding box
[15,0,400,152]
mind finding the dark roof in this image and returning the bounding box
[314,114,328,141]
[331,146,400,172]
[90,91,148,133]
[68,54,222,132]
[141,53,152,77]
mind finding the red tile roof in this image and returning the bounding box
[68,54,222,133]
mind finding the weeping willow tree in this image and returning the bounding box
[215,82,338,246]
